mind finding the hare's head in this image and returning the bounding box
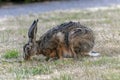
[23,19,39,60]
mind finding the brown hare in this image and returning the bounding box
[23,19,100,61]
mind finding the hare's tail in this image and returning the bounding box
[88,51,100,57]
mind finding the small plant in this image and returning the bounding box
[3,49,19,59]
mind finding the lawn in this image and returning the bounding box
[0,7,120,80]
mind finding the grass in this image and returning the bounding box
[82,56,120,67]
[3,49,19,59]
[103,71,120,80]
[0,6,120,80]
[52,74,73,80]
[11,64,52,79]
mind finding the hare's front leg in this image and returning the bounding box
[57,46,64,59]
[45,49,58,61]
[60,45,75,59]
[70,45,78,60]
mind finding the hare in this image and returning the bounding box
[23,19,99,60]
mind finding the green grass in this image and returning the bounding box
[14,66,51,76]
[3,49,19,59]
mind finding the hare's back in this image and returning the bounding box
[39,21,82,49]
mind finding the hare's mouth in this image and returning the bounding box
[24,56,31,60]
[23,53,31,60]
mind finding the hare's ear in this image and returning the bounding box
[28,19,38,43]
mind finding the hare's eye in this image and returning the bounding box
[26,46,31,51]
[75,29,82,33]
[27,47,30,50]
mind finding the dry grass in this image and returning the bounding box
[0,7,120,80]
